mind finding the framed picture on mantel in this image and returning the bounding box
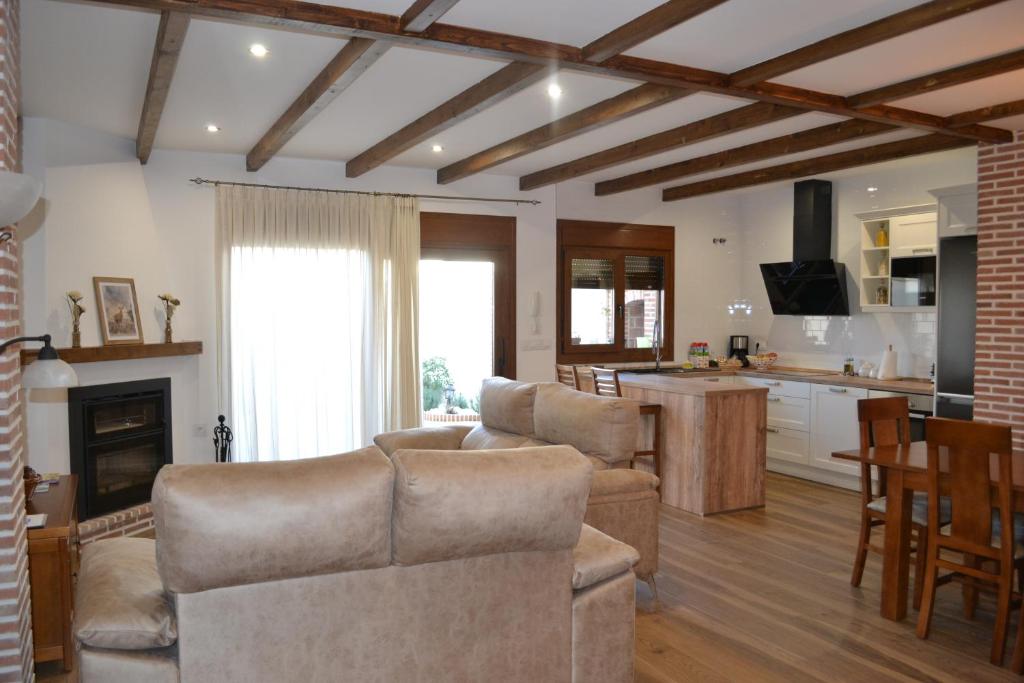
[93,276,144,345]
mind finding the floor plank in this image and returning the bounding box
[637,473,1019,682]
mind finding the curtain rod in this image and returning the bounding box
[188,177,541,205]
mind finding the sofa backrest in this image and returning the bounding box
[479,376,538,436]
[471,378,640,466]
[391,446,591,565]
[533,382,640,465]
[153,446,394,593]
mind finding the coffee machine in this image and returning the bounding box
[728,335,751,367]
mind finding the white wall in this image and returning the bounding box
[19,116,976,470]
[732,147,977,377]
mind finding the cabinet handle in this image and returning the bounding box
[706,378,719,382]
[767,397,782,402]
[912,247,934,255]
[829,387,848,394]
[766,427,781,434]
[765,381,781,386]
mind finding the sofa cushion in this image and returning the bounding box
[374,425,473,456]
[572,525,639,590]
[479,377,537,436]
[153,446,394,593]
[533,383,640,465]
[75,537,177,650]
[462,424,534,450]
[391,446,592,566]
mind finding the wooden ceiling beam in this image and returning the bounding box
[945,98,1024,127]
[136,11,190,164]
[596,119,897,196]
[246,39,389,171]
[246,0,458,171]
[518,102,803,191]
[345,62,547,177]
[436,84,690,184]
[582,0,727,63]
[661,134,975,201]
[358,0,716,179]
[729,0,1008,87]
[95,0,1013,146]
[399,0,460,33]
[847,47,1024,109]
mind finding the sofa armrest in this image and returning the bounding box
[373,425,473,456]
[590,469,659,499]
[75,538,177,650]
[572,524,639,591]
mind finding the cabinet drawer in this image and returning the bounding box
[742,376,811,399]
[766,395,810,432]
[766,426,809,465]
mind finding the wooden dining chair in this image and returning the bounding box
[590,367,662,486]
[555,363,581,390]
[851,397,942,610]
[916,417,1017,666]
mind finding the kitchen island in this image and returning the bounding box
[618,373,768,516]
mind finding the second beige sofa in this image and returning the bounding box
[375,377,661,587]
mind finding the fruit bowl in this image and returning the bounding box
[749,353,778,371]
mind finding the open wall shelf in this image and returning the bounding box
[21,341,203,365]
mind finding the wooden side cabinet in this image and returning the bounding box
[27,474,78,671]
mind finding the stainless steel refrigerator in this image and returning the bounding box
[934,234,977,419]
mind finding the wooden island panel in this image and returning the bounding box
[620,375,767,515]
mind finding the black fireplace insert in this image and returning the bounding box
[68,378,172,520]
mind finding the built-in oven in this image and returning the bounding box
[890,255,937,307]
[867,389,934,441]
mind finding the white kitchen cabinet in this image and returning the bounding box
[888,212,938,258]
[766,395,811,432]
[930,184,977,237]
[737,376,811,399]
[809,384,868,476]
[766,426,809,465]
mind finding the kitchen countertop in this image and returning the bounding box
[616,371,769,397]
[607,364,934,396]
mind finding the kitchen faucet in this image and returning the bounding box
[652,319,662,372]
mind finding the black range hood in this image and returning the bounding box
[759,180,850,316]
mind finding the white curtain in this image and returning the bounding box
[215,184,420,462]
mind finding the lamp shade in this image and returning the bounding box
[0,171,42,227]
[23,358,78,389]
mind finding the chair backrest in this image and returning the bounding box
[554,363,580,390]
[925,417,1014,562]
[590,367,622,398]
[856,397,911,503]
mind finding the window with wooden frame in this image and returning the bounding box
[557,219,674,364]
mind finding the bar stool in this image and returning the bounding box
[590,367,662,487]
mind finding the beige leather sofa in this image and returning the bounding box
[375,377,661,589]
[74,444,639,683]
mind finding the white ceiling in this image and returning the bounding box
[21,0,1024,196]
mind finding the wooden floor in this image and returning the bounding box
[635,473,1018,682]
[38,473,1017,682]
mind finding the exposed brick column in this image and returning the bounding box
[0,1,31,680]
[975,130,1024,454]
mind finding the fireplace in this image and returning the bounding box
[68,378,172,521]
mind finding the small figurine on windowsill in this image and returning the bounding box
[158,293,180,343]
[66,290,85,348]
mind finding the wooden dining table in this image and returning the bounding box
[832,441,1024,622]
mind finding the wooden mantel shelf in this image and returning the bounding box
[21,341,203,365]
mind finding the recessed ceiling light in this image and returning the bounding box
[431,144,444,153]
[867,186,879,192]
[206,124,221,133]
[547,83,563,100]
[249,43,269,58]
